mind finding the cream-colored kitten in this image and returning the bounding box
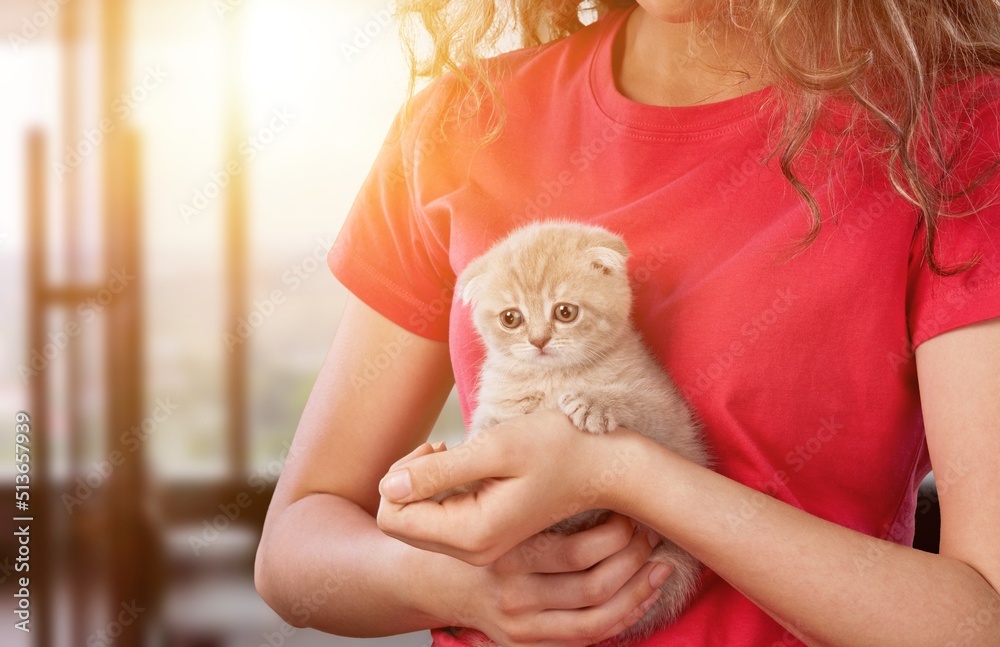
[455,221,710,641]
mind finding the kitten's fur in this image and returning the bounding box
[455,221,710,642]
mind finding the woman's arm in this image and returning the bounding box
[254,294,458,634]
[255,295,667,641]
[378,317,1000,646]
[620,320,1000,647]
[611,317,1000,646]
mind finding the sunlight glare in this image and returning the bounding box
[239,1,320,118]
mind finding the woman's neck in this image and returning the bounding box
[614,7,767,107]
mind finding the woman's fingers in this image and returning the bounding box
[517,560,670,644]
[513,513,636,574]
[380,430,514,503]
[386,442,436,473]
[378,479,539,564]
[377,412,624,564]
[591,586,664,644]
[535,524,661,610]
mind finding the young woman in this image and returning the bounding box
[255,1,1000,645]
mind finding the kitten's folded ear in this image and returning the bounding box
[586,234,630,275]
[456,256,488,306]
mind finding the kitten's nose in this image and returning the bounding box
[529,335,550,349]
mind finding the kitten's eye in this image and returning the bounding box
[499,309,523,329]
[553,303,579,323]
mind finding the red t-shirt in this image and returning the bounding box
[328,7,1000,646]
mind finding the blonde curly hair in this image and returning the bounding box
[396,0,1000,274]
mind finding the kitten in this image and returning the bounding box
[455,221,710,642]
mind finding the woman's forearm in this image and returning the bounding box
[611,434,1000,647]
[255,492,466,636]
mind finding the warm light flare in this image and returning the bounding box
[239,1,322,120]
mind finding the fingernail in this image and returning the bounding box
[646,529,661,549]
[648,563,673,588]
[380,469,412,500]
[404,443,431,460]
[433,441,447,451]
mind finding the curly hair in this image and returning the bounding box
[395,0,1000,274]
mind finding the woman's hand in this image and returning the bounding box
[376,409,647,564]
[443,510,671,646]
[384,438,673,645]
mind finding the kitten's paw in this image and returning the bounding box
[558,392,617,434]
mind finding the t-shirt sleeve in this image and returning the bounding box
[327,88,456,342]
[907,83,1000,349]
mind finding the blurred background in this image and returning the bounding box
[0,0,465,645]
